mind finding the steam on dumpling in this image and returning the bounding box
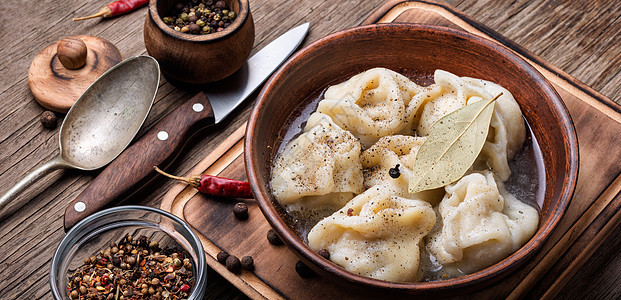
[360,135,444,204]
[308,186,436,282]
[316,68,424,147]
[270,113,364,210]
[426,171,538,276]
[409,70,526,181]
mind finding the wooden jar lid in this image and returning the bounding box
[28,35,122,113]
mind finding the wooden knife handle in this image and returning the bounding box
[63,92,214,231]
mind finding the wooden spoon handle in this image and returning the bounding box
[63,92,214,231]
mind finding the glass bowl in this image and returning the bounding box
[50,206,207,299]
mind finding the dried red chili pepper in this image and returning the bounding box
[154,166,253,198]
[73,0,149,21]
[180,284,191,293]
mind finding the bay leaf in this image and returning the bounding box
[408,93,501,193]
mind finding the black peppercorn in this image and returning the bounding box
[188,23,200,33]
[233,202,249,220]
[225,255,242,274]
[215,1,226,8]
[217,251,229,264]
[241,256,254,271]
[112,256,121,266]
[389,164,401,178]
[318,249,330,260]
[137,235,148,247]
[295,261,315,278]
[40,110,57,129]
[267,229,283,246]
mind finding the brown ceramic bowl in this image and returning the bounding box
[144,0,254,84]
[245,24,578,295]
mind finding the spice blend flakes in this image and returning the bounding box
[67,235,195,300]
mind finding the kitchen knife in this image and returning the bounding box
[63,23,309,231]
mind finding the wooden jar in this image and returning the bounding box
[144,0,254,84]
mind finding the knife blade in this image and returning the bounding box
[63,23,309,231]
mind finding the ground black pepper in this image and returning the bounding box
[162,0,237,35]
[66,235,194,300]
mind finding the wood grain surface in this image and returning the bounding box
[0,0,618,299]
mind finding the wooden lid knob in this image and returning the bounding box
[57,37,88,70]
[28,35,122,113]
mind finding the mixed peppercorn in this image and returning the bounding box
[67,235,194,300]
[162,0,237,34]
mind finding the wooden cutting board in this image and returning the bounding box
[160,1,621,299]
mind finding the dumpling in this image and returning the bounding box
[409,70,526,181]
[360,135,444,204]
[426,171,538,275]
[316,68,424,147]
[270,113,364,207]
[308,186,436,282]
[464,76,526,181]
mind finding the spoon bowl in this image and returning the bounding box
[0,56,160,214]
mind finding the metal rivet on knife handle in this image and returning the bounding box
[157,131,169,141]
[74,201,86,212]
[192,103,204,112]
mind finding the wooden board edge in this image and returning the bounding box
[158,1,621,298]
[360,0,621,123]
[541,191,621,299]
[160,123,285,300]
[360,0,409,25]
[507,172,621,299]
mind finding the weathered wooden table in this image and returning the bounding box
[0,0,618,299]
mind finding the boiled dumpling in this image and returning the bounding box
[270,113,364,207]
[409,70,526,181]
[464,76,526,181]
[308,185,436,282]
[360,135,444,204]
[426,171,538,275]
[316,68,424,147]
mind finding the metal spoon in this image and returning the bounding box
[0,56,160,213]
